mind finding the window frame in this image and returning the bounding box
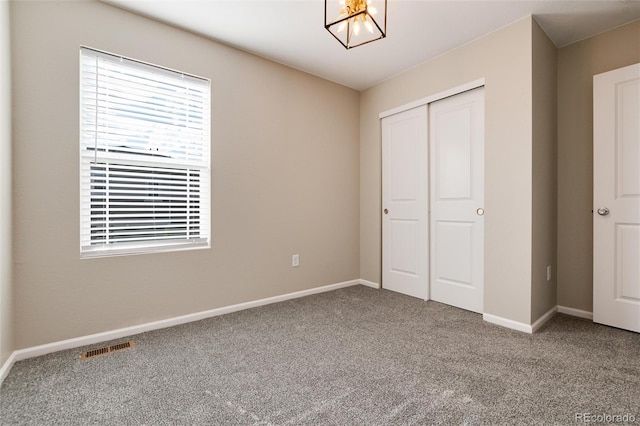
[79,46,211,258]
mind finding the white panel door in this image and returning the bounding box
[429,88,484,313]
[594,63,640,333]
[382,105,428,299]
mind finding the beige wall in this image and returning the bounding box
[360,17,534,324]
[1,0,13,365]
[8,1,637,353]
[557,20,640,313]
[11,0,360,349]
[531,20,558,321]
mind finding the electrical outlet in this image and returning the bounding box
[546,265,552,282]
[292,254,299,267]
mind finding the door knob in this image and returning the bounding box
[476,208,485,216]
[597,207,610,216]
[384,209,389,214]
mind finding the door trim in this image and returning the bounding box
[379,78,485,119]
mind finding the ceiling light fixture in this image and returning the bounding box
[325,0,387,49]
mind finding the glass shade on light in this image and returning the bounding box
[325,0,386,49]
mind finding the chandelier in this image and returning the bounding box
[325,0,387,49]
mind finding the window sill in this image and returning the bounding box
[80,240,210,259]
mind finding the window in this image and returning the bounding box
[80,47,210,257]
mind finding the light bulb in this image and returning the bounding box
[369,6,377,15]
[364,19,373,33]
[337,20,347,32]
[354,19,360,35]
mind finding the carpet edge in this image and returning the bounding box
[2,278,363,382]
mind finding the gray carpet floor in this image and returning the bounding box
[1,285,639,425]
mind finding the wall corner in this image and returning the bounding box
[0,0,15,368]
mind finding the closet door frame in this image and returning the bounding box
[379,78,485,303]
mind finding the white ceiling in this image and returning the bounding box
[103,0,640,90]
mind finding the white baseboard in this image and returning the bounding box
[484,304,592,334]
[358,279,380,289]
[532,306,558,332]
[557,305,593,320]
[0,351,17,386]
[1,281,594,387]
[483,313,533,333]
[0,279,362,386]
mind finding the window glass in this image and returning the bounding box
[80,47,211,257]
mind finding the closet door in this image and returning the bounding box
[381,105,428,299]
[429,88,485,313]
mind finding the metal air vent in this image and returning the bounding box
[81,340,135,360]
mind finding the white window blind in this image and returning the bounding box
[80,47,210,257]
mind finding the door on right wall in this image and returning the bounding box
[429,88,485,314]
[593,63,640,333]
